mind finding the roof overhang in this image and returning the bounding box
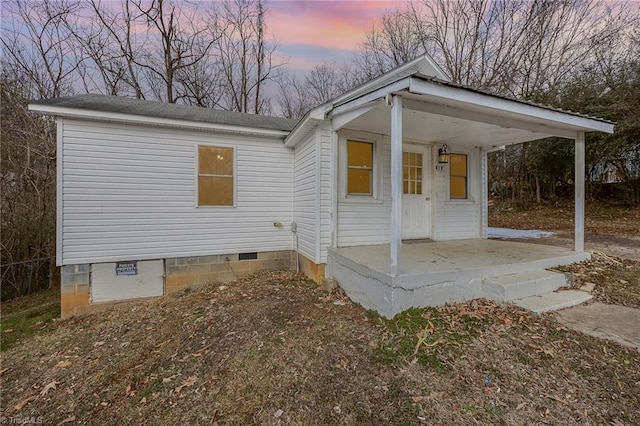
[407,77,614,136]
[284,55,451,148]
[321,76,614,148]
[29,103,291,139]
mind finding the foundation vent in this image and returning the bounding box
[238,252,258,260]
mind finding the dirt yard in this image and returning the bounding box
[491,199,640,309]
[2,200,639,424]
[489,200,640,260]
[1,270,639,425]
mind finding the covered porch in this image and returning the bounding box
[327,239,589,318]
[284,56,615,317]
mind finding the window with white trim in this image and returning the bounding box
[347,140,373,195]
[198,145,233,206]
[449,153,468,199]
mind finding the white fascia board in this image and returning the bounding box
[56,117,64,266]
[419,54,450,81]
[331,102,378,131]
[285,56,446,148]
[403,98,577,139]
[409,78,615,134]
[283,104,331,148]
[482,145,506,153]
[330,57,434,107]
[28,104,291,139]
[331,79,411,115]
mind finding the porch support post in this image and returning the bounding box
[390,95,403,276]
[575,131,585,253]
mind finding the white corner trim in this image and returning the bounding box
[314,126,322,264]
[56,117,64,266]
[575,131,586,253]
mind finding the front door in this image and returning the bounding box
[402,145,431,239]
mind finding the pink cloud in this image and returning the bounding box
[268,1,403,51]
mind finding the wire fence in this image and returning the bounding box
[1,256,57,300]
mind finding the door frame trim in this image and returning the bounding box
[402,143,435,239]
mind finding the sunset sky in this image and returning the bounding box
[266,0,404,71]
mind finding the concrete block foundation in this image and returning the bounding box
[59,249,313,318]
[60,264,91,318]
[165,250,294,293]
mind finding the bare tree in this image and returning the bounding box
[131,0,219,104]
[214,0,281,114]
[305,63,347,105]
[358,9,426,79]
[1,0,81,98]
[276,74,312,120]
[358,0,637,98]
[276,62,358,119]
[1,66,58,297]
[69,0,145,98]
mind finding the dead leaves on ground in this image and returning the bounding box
[2,270,639,425]
[558,252,640,308]
[173,375,197,393]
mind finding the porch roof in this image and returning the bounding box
[285,61,614,148]
[331,75,613,148]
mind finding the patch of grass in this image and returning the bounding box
[372,302,497,371]
[514,350,534,365]
[1,288,60,351]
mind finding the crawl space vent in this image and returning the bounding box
[239,252,258,260]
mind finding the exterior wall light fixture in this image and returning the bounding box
[438,144,450,164]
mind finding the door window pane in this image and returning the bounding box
[403,151,423,195]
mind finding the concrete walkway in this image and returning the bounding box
[553,302,640,352]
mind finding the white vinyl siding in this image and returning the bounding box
[59,118,293,265]
[291,123,333,264]
[337,138,482,246]
[433,146,481,240]
[338,136,391,247]
[292,130,317,262]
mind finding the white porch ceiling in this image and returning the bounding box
[341,99,558,148]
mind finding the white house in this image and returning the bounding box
[30,56,614,318]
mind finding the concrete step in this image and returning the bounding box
[513,290,593,314]
[482,270,568,302]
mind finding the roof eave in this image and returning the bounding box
[408,77,615,135]
[283,104,332,148]
[28,103,291,139]
[284,55,453,148]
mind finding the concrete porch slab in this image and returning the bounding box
[327,239,589,318]
[331,239,589,279]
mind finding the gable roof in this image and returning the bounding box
[284,56,614,147]
[30,94,298,135]
[284,55,450,146]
